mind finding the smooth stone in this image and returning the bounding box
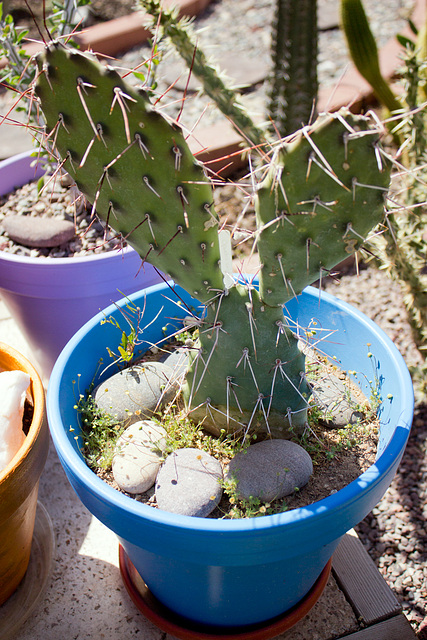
[112,420,166,494]
[2,214,76,247]
[312,374,365,428]
[94,361,179,425]
[161,346,191,379]
[155,448,223,517]
[226,439,313,502]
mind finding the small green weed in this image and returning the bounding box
[155,409,248,463]
[101,297,146,368]
[73,386,125,471]
[220,475,288,519]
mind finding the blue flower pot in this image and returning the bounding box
[46,282,413,629]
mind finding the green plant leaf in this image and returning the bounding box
[37,176,45,193]
[396,34,415,50]
[408,18,418,36]
[132,71,147,82]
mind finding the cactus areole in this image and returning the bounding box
[35,43,390,437]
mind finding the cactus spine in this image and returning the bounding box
[34,43,390,437]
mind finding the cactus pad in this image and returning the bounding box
[256,112,390,306]
[35,43,223,302]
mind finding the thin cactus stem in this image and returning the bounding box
[340,0,401,114]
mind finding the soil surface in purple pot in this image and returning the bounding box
[0,174,126,258]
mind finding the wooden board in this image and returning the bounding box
[337,614,418,639]
[330,530,417,640]
[332,529,402,625]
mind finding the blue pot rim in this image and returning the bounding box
[47,282,414,535]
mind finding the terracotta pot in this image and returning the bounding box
[0,343,48,606]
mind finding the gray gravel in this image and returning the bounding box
[0,173,124,257]
[323,266,426,636]
[119,0,415,130]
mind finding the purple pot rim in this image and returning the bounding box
[0,243,137,266]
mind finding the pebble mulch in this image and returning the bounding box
[0,174,125,257]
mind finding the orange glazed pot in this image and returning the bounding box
[0,343,48,605]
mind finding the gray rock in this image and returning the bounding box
[112,420,166,494]
[226,439,313,502]
[161,346,191,380]
[2,214,76,247]
[155,448,223,517]
[94,361,179,425]
[312,374,365,428]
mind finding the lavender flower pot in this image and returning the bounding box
[47,282,414,632]
[0,152,162,378]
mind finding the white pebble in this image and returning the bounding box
[112,420,166,494]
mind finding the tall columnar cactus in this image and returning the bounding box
[34,43,390,436]
[267,0,318,137]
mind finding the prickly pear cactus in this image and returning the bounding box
[35,44,223,302]
[34,43,390,437]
